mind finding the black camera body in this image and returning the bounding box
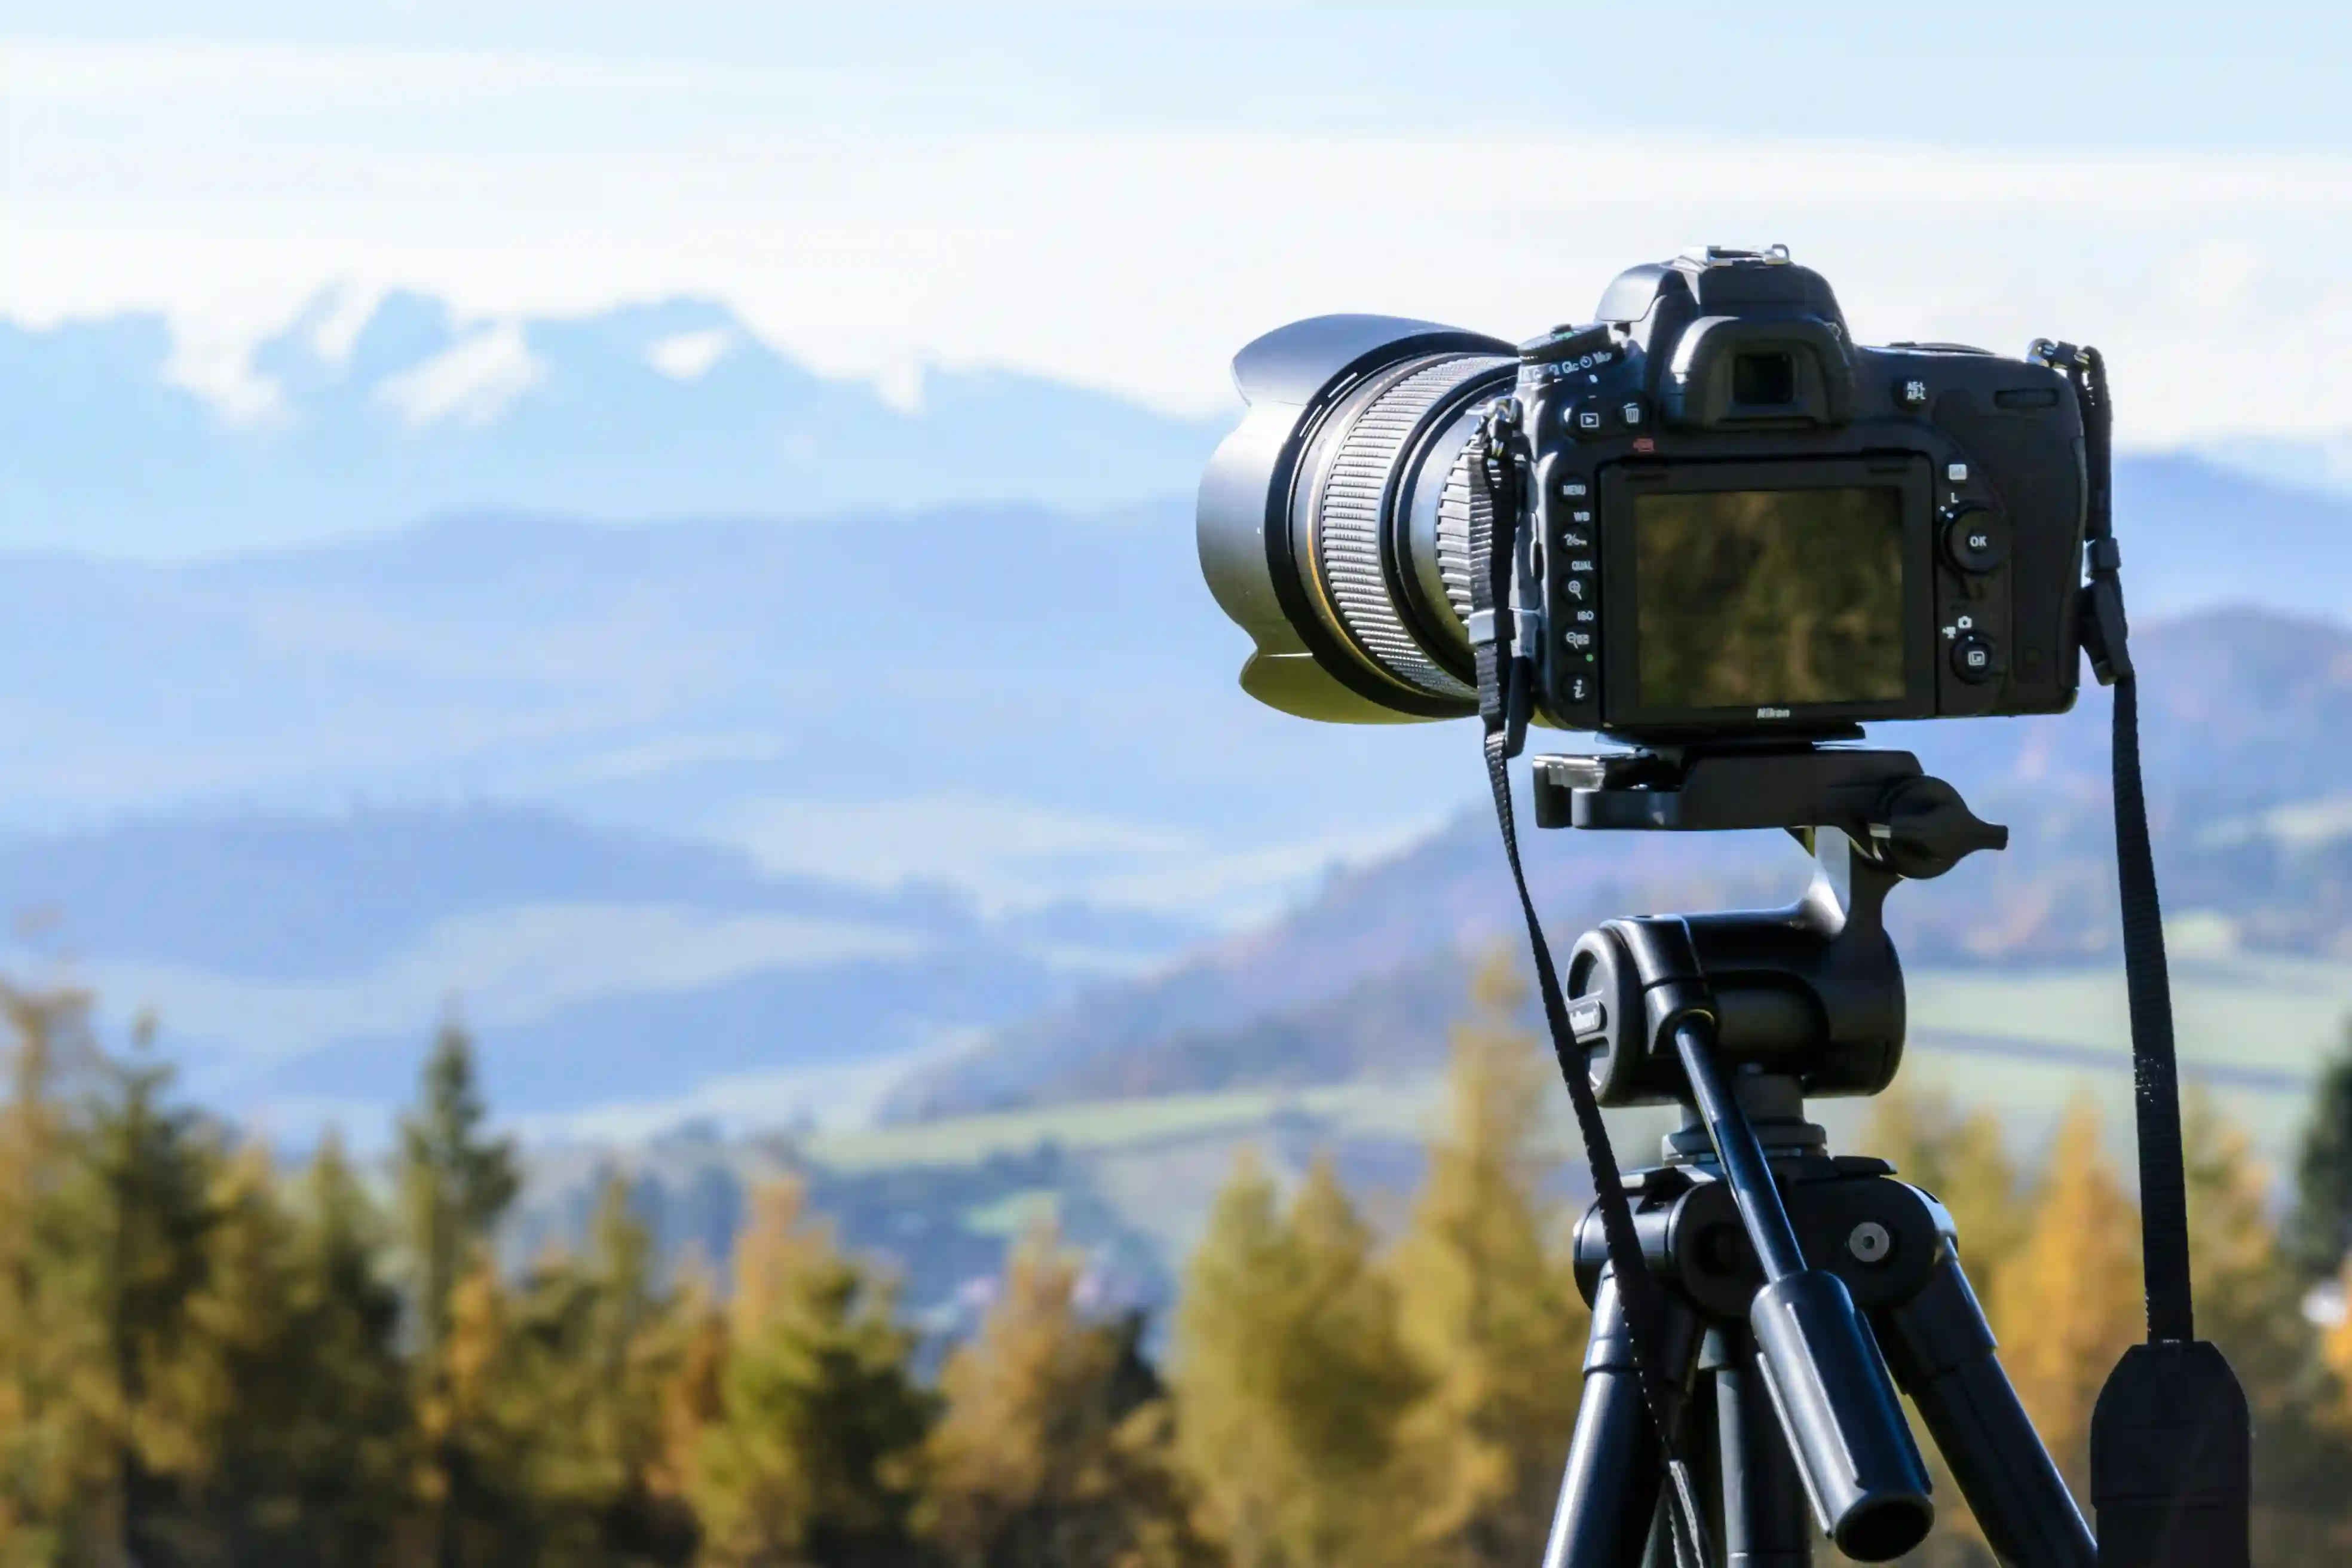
[1197,247,2087,742]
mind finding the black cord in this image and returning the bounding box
[2059,344,2195,1344]
[1472,406,1710,1568]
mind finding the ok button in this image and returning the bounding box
[1941,506,2009,574]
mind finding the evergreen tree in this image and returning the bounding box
[2181,1095,2352,1559]
[653,1258,727,1527]
[479,1175,694,1567]
[2293,1020,2352,1276]
[0,981,110,1560]
[690,1180,930,1568]
[396,1021,520,1568]
[1173,1153,1422,1568]
[917,1223,1189,1568]
[277,1133,414,1566]
[158,1132,412,1566]
[1986,1100,2142,1500]
[1388,955,1584,1568]
[73,1040,222,1565]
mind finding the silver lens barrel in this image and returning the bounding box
[1197,315,1515,724]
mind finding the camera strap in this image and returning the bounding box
[2041,341,2252,1566]
[1470,400,1712,1568]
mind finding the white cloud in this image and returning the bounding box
[161,332,284,427]
[373,322,543,427]
[646,326,734,380]
[303,280,387,366]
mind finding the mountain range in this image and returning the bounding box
[884,608,2352,1120]
[0,291,1226,558]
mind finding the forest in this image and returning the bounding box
[0,959,2350,1568]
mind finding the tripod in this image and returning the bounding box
[1529,745,2097,1567]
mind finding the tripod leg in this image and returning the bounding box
[1874,1254,2096,1568]
[1707,1325,1812,1567]
[1543,1272,1701,1568]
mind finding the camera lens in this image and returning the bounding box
[1198,317,1515,722]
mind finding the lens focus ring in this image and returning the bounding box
[1312,355,1501,700]
[1434,441,1487,632]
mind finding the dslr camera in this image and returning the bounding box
[1198,246,2087,740]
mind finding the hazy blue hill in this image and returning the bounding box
[0,799,1116,1134]
[0,803,927,978]
[890,607,2352,1120]
[5,305,2352,1146]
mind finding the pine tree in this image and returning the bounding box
[2293,1020,2352,1276]
[397,1020,520,1568]
[1173,1153,1423,1568]
[690,1180,930,1568]
[433,1255,516,1566]
[2180,1095,2352,1558]
[160,1133,412,1565]
[653,1257,727,1529]
[1388,954,1584,1568]
[0,981,111,1559]
[917,1222,1188,1567]
[277,1133,414,1565]
[1986,1100,2143,1500]
[481,1175,693,1567]
[72,1040,223,1565]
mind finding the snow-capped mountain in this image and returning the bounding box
[0,289,1227,556]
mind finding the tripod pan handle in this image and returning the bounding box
[1751,1270,1935,1561]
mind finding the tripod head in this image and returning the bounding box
[1529,742,2018,1560]
[1532,742,2005,1109]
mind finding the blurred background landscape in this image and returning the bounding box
[9,289,2352,1324]
[8,3,2352,1563]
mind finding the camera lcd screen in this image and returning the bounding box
[1633,486,1906,711]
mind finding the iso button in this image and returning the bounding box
[1940,505,2009,574]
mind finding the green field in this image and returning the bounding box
[794,958,2352,1277]
[813,958,2348,1168]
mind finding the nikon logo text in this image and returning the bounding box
[1757,707,1791,719]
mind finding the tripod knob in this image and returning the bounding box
[1870,776,2008,880]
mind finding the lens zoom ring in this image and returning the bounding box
[1315,357,1489,700]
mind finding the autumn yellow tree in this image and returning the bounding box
[1173,1153,1422,1568]
[0,982,109,1559]
[2179,1095,2352,1559]
[1987,1100,2142,1500]
[1388,954,1585,1568]
[462,1174,696,1567]
[918,1222,1206,1567]
[397,1021,522,1568]
[689,1179,930,1568]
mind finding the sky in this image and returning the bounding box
[5,3,2352,447]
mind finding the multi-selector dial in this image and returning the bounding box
[1940,504,2008,575]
